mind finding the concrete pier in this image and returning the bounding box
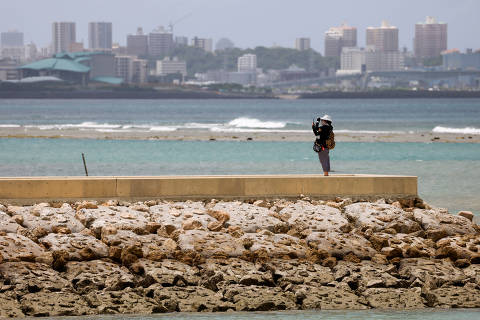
[0,175,417,204]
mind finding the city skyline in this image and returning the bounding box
[0,0,479,52]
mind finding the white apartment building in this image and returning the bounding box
[148,26,174,56]
[156,57,187,77]
[339,46,404,75]
[115,55,148,83]
[237,54,257,72]
[52,22,76,53]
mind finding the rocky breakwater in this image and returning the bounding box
[0,197,479,317]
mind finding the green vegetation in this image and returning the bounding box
[162,46,338,76]
[422,56,443,67]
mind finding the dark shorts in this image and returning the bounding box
[317,148,330,172]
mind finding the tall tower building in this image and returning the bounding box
[324,24,357,58]
[127,27,148,56]
[52,22,76,54]
[88,22,112,50]
[366,21,399,52]
[237,54,257,72]
[414,16,447,58]
[191,37,213,52]
[148,26,174,57]
[295,38,311,51]
[1,30,24,47]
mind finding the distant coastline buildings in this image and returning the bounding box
[414,16,447,58]
[88,22,112,51]
[366,20,399,52]
[127,28,148,57]
[295,38,311,51]
[324,24,357,58]
[52,22,76,54]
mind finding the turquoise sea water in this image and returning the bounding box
[50,309,480,320]
[0,138,479,214]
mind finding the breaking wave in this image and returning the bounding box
[432,126,480,135]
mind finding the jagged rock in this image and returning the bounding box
[435,235,480,262]
[270,259,334,287]
[0,233,51,263]
[224,285,296,311]
[177,230,244,258]
[363,288,425,309]
[464,264,480,285]
[150,201,215,232]
[153,286,233,312]
[0,292,24,318]
[211,201,287,233]
[39,233,108,261]
[430,286,480,308]
[76,201,98,210]
[20,292,91,316]
[398,258,466,288]
[65,260,135,293]
[101,230,177,261]
[298,285,368,309]
[76,206,151,237]
[413,208,476,236]
[307,231,377,260]
[84,289,160,314]
[0,262,70,292]
[199,258,260,285]
[12,203,84,233]
[0,212,22,233]
[458,211,474,221]
[136,259,201,286]
[277,201,349,234]
[345,203,421,234]
[240,233,307,259]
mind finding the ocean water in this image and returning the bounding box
[0,138,479,214]
[0,98,479,134]
[50,309,480,320]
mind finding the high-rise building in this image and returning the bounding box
[127,28,148,57]
[414,16,447,59]
[366,21,399,52]
[156,57,187,77]
[237,54,257,72]
[295,38,311,51]
[148,26,173,57]
[88,22,112,50]
[1,30,24,47]
[191,37,213,52]
[324,24,357,57]
[175,36,188,47]
[52,22,76,54]
[339,46,404,74]
[114,55,147,83]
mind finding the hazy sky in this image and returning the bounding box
[1,0,479,52]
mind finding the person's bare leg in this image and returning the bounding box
[324,172,329,176]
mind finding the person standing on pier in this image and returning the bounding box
[312,115,335,176]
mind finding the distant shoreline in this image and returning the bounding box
[1,88,480,99]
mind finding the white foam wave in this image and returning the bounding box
[228,117,286,129]
[149,126,178,132]
[25,122,122,130]
[0,124,21,128]
[335,129,406,134]
[210,127,309,133]
[432,126,480,135]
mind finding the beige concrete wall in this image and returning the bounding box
[0,175,417,204]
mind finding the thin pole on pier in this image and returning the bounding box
[81,153,89,176]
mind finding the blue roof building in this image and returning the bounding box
[19,51,122,85]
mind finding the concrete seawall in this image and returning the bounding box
[0,175,417,204]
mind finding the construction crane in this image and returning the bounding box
[168,11,194,33]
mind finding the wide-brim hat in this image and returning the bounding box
[320,114,332,123]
